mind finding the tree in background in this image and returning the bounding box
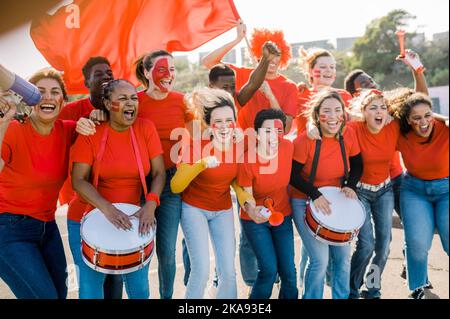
[350,9,449,89]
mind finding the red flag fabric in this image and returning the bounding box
[30,0,240,94]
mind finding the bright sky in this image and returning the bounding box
[0,0,448,79]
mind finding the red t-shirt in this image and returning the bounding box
[397,120,449,180]
[349,120,400,185]
[295,87,352,133]
[292,126,361,199]
[228,65,298,130]
[179,139,242,211]
[67,118,163,222]
[390,151,404,179]
[138,91,193,170]
[58,97,94,122]
[58,97,95,205]
[237,138,293,220]
[0,120,77,221]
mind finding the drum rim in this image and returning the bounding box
[308,186,367,232]
[80,203,156,253]
[304,220,352,246]
[81,248,154,275]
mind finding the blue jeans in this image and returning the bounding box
[182,210,258,288]
[241,216,298,299]
[181,201,237,299]
[400,174,449,291]
[0,213,67,299]
[68,220,124,299]
[350,184,394,298]
[291,198,351,299]
[67,220,150,299]
[153,167,182,299]
[392,174,404,219]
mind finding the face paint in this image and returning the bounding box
[111,101,121,112]
[151,57,172,93]
[212,122,236,130]
[312,69,322,78]
[319,114,328,122]
[273,119,284,136]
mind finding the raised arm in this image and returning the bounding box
[201,20,247,70]
[397,49,428,95]
[237,41,281,106]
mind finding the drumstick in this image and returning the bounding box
[396,30,406,58]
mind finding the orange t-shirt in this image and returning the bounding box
[58,97,95,205]
[237,138,293,220]
[397,120,449,180]
[179,139,242,211]
[349,120,400,185]
[292,126,361,199]
[295,87,352,133]
[138,91,193,170]
[0,120,77,221]
[390,151,404,179]
[58,97,94,121]
[67,118,163,222]
[228,65,298,130]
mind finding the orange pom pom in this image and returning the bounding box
[249,28,292,69]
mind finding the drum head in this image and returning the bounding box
[310,187,366,232]
[81,203,155,252]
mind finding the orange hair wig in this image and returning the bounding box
[249,28,292,69]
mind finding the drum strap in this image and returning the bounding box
[309,133,349,185]
[84,124,148,216]
[338,133,349,185]
[309,139,321,184]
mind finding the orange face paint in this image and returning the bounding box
[111,101,121,112]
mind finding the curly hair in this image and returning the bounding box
[249,28,292,69]
[391,92,433,139]
[101,79,136,115]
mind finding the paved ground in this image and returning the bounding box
[1,204,448,299]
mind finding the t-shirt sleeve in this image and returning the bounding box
[339,90,353,107]
[282,83,299,117]
[63,120,78,145]
[70,134,95,165]
[293,134,309,164]
[144,120,164,160]
[348,128,361,157]
[237,162,254,188]
[1,124,15,164]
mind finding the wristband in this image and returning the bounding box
[145,192,160,206]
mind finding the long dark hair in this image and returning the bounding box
[393,92,434,144]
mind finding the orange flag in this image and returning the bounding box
[30,0,240,94]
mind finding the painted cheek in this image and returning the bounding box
[319,114,328,122]
[274,120,284,136]
[313,69,322,78]
[111,101,121,112]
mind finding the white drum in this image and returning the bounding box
[305,186,366,246]
[80,203,155,274]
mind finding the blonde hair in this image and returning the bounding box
[184,87,236,131]
[348,89,385,120]
[28,67,68,101]
[298,47,334,84]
